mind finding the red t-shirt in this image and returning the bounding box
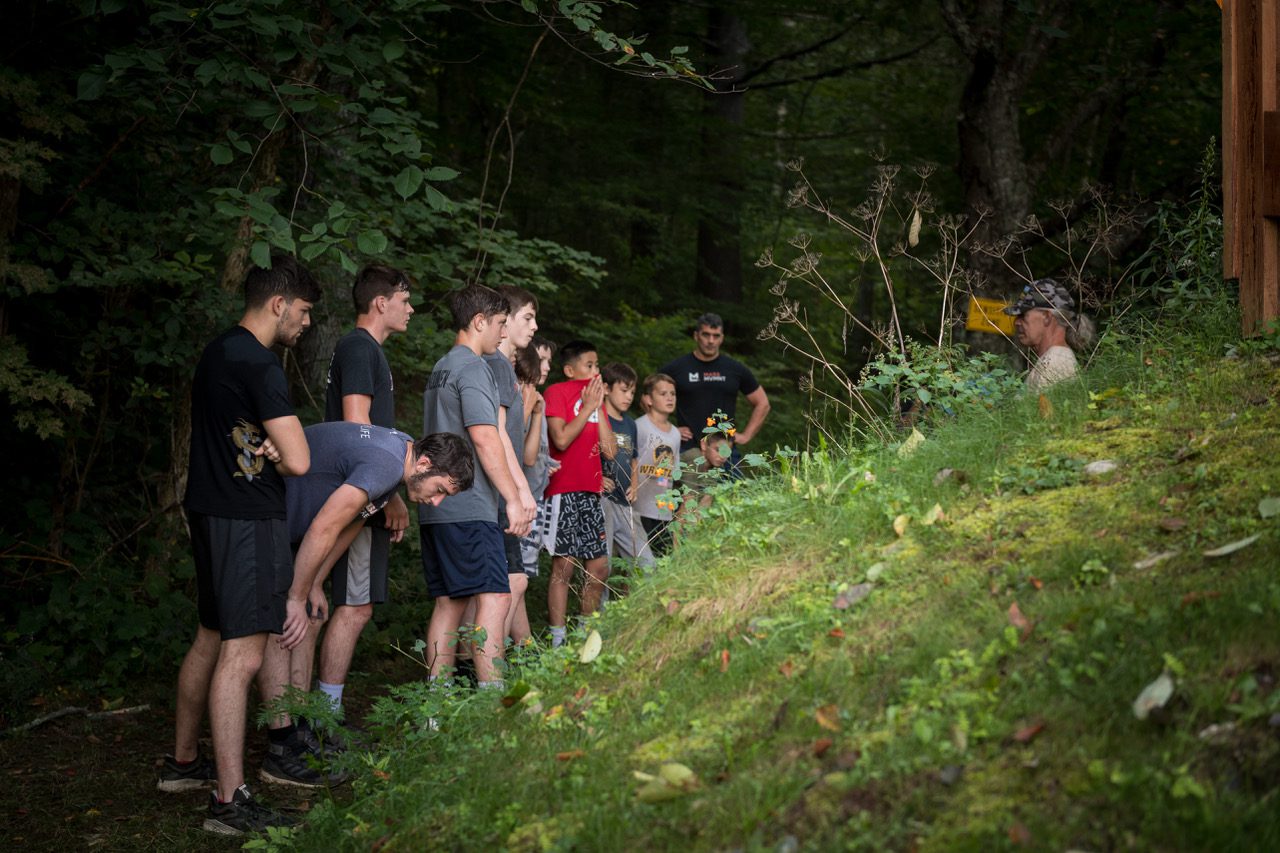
[544,378,604,496]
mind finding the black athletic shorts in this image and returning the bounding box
[498,508,525,575]
[419,521,510,599]
[189,511,292,640]
[544,491,608,560]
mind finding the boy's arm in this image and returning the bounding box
[281,484,368,649]
[498,405,535,504]
[522,398,543,467]
[597,408,616,460]
[626,455,639,503]
[469,423,534,536]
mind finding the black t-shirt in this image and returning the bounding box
[659,352,760,452]
[184,326,296,519]
[324,328,395,428]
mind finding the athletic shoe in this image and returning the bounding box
[157,753,216,793]
[260,731,348,788]
[202,784,296,835]
[299,718,361,757]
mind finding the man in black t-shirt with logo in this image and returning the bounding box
[160,255,321,836]
[660,312,771,475]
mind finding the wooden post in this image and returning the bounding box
[1223,0,1280,334]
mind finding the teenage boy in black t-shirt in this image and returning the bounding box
[161,255,320,836]
[304,265,414,730]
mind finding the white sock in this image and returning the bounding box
[550,626,566,648]
[477,680,506,691]
[317,680,344,715]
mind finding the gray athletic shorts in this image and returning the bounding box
[329,526,390,607]
[601,498,655,569]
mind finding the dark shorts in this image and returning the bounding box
[420,521,511,599]
[640,515,673,557]
[329,526,391,607]
[498,508,525,575]
[544,491,608,560]
[189,512,292,640]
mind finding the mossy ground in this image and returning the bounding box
[279,327,1280,851]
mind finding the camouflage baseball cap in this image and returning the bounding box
[1004,278,1076,317]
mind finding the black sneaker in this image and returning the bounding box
[299,718,356,757]
[260,732,348,788]
[157,753,216,793]
[202,784,295,835]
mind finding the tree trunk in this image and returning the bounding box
[695,7,749,304]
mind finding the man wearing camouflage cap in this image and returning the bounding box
[1003,278,1095,392]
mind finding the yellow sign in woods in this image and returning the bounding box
[965,296,1016,336]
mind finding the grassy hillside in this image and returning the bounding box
[287,311,1280,852]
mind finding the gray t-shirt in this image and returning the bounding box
[483,351,527,507]
[635,415,682,521]
[285,422,410,544]
[419,344,500,525]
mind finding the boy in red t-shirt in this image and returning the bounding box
[542,339,616,647]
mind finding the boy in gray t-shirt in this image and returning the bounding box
[418,286,535,688]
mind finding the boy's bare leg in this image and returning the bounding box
[580,556,610,616]
[547,555,575,627]
[504,572,529,642]
[173,626,220,762]
[210,633,268,800]
[425,596,468,678]
[472,591,512,683]
[510,591,531,645]
[317,603,373,698]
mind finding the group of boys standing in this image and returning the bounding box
[160,255,769,835]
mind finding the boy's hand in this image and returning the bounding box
[626,482,638,503]
[581,375,605,412]
[678,426,694,442]
[601,476,615,494]
[383,492,409,543]
[507,490,536,537]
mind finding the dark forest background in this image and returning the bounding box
[0,0,1222,709]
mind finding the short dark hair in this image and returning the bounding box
[601,362,637,387]
[514,345,542,384]
[559,339,597,368]
[244,254,321,308]
[695,312,723,331]
[414,432,474,491]
[497,284,537,316]
[353,264,411,314]
[642,372,675,397]
[447,285,508,331]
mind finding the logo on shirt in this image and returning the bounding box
[688,372,699,383]
[572,397,599,423]
[230,419,266,481]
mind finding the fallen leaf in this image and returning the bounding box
[1029,576,1044,590]
[1083,459,1118,477]
[1159,517,1187,532]
[1007,601,1033,640]
[1038,394,1053,419]
[719,649,730,673]
[828,627,846,639]
[501,681,532,708]
[556,749,586,762]
[922,503,946,525]
[372,768,391,781]
[1179,590,1221,608]
[898,428,925,457]
[813,737,834,758]
[778,660,795,678]
[1202,534,1261,558]
[815,704,842,732]
[579,629,602,663]
[636,779,686,803]
[893,514,910,537]
[1133,550,1179,570]
[658,762,698,788]
[1009,822,1032,845]
[865,562,886,581]
[1133,671,1175,720]
[665,599,680,615]
[1012,721,1045,743]
[1259,497,1280,519]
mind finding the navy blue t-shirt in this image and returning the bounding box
[604,412,637,505]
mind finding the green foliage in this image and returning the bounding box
[991,453,1084,495]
